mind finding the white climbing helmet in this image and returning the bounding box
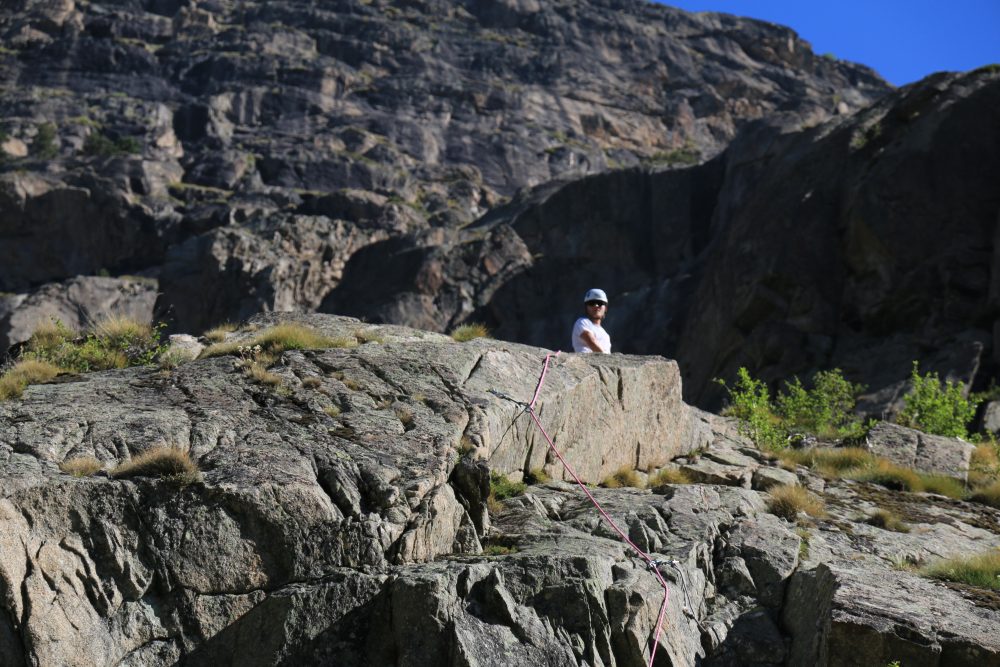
[583,288,608,304]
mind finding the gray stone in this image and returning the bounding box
[752,466,799,491]
[865,421,975,481]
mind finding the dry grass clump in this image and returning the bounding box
[94,315,153,343]
[110,446,199,483]
[922,549,1000,591]
[158,347,197,370]
[601,466,643,489]
[970,479,1000,508]
[202,322,237,342]
[865,508,910,533]
[917,473,967,499]
[202,323,357,359]
[59,456,103,477]
[395,406,415,428]
[767,484,826,521]
[649,467,692,486]
[247,363,282,387]
[22,316,165,372]
[843,459,922,491]
[301,376,322,389]
[487,472,526,516]
[0,359,63,400]
[322,405,341,418]
[450,323,490,342]
[970,442,1000,487]
[779,447,874,478]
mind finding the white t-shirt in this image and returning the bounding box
[572,317,611,353]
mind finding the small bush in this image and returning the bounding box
[482,544,517,556]
[83,132,141,157]
[601,466,643,489]
[525,468,551,484]
[922,549,1000,591]
[865,508,910,533]
[33,122,58,158]
[0,359,63,400]
[451,323,490,342]
[111,446,198,482]
[24,316,166,372]
[971,479,1000,508]
[776,369,865,440]
[898,361,980,438]
[767,484,826,521]
[717,367,784,450]
[649,467,691,486]
[158,347,196,370]
[203,322,237,342]
[59,456,103,477]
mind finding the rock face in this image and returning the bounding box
[1,314,998,666]
[865,421,976,481]
[0,0,887,351]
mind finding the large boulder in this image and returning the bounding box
[865,421,976,481]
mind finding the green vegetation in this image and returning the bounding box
[21,317,167,373]
[766,484,826,521]
[158,347,196,370]
[716,367,785,450]
[601,466,643,488]
[643,146,701,167]
[59,457,103,478]
[482,544,517,556]
[322,405,342,418]
[110,446,200,485]
[450,323,491,342]
[776,370,866,440]
[33,122,58,159]
[922,549,1000,592]
[83,132,142,157]
[971,479,1000,508]
[897,362,980,438]
[489,472,526,500]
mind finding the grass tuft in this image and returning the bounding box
[525,468,551,484]
[865,508,910,533]
[59,456,103,477]
[922,549,1000,591]
[202,323,357,359]
[301,376,322,389]
[601,466,643,489]
[971,479,1000,508]
[490,472,527,500]
[767,484,826,521]
[110,446,198,483]
[482,544,517,556]
[202,322,237,342]
[0,359,63,400]
[450,323,490,342]
[247,363,282,386]
[322,405,341,418]
[649,467,692,486]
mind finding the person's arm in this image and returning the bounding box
[579,329,605,353]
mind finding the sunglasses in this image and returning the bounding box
[586,301,607,308]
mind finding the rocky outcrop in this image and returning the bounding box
[865,421,976,481]
[1,313,998,665]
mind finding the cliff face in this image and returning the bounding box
[0,0,887,336]
[1,314,998,666]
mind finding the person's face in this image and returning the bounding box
[586,301,607,319]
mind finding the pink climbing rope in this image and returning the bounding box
[523,351,671,667]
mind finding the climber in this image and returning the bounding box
[571,288,611,353]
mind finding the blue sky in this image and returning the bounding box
[658,1,1000,86]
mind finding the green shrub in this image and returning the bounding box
[525,467,551,484]
[717,367,785,450]
[83,132,141,157]
[922,549,1000,591]
[450,323,490,342]
[776,369,865,440]
[33,122,58,158]
[489,472,526,500]
[898,361,980,438]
